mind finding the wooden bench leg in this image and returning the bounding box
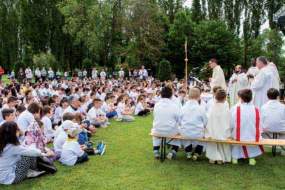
[160,137,166,162]
[272,133,277,157]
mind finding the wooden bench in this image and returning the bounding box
[149,133,285,162]
[262,131,285,156]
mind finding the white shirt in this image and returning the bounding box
[151,98,179,136]
[60,140,84,166]
[63,106,80,115]
[101,102,109,114]
[117,102,125,119]
[179,100,208,139]
[171,95,182,111]
[135,102,144,115]
[42,116,54,138]
[54,125,64,140]
[118,70,124,77]
[100,93,106,101]
[48,70,54,77]
[251,66,274,110]
[25,69,33,78]
[139,69,148,77]
[54,107,64,124]
[54,131,67,153]
[35,69,41,77]
[87,107,105,122]
[100,71,106,78]
[17,110,34,132]
[261,100,285,132]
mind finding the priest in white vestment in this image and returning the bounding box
[246,58,259,88]
[209,59,227,91]
[229,65,247,107]
[268,62,280,90]
[251,57,274,110]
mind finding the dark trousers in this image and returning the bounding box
[41,76,46,82]
[185,144,203,155]
[137,109,150,116]
[76,152,89,164]
[154,145,179,152]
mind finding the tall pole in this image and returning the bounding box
[274,21,278,65]
[185,37,188,95]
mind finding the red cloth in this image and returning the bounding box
[0,68,4,75]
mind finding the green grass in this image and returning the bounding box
[1,115,285,190]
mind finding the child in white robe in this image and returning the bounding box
[231,89,264,165]
[151,86,180,160]
[206,86,229,112]
[261,88,285,155]
[179,88,208,160]
[205,89,231,164]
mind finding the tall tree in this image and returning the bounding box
[191,0,205,23]
[158,0,185,23]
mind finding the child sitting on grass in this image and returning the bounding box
[231,89,264,165]
[116,95,135,122]
[41,106,56,141]
[135,95,151,116]
[205,89,231,164]
[179,88,208,161]
[60,127,106,166]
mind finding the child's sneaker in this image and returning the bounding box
[96,141,104,150]
[116,118,122,122]
[186,152,192,159]
[281,150,285,156]
[154,150,160,159]
[192,153,200,161]
[98,145,106,155]
[167,150,176,160]
[249,158,256,166]
[232,158,238,164]
[209,160,215,164]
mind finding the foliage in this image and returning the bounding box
[82,58,93,76]
[158,60,172,81]
[33,52,58,70]
[13,61,26,78]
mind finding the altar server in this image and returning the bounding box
[231,89,264,165]
[151,86,180,160]
[179,88,208,160]
[205,89,231,164]
[206,86,229,112]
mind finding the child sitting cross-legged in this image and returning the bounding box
[135,95,151,116]
[231,89,264,165]
[151,86,180,160]
[60,127,106,166]
[179,88,208,161]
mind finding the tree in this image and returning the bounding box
[158,60,172,81]
[191,0,205,23]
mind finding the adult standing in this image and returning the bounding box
[139,66,148,80]
[34,67,41,83]
[251,56,274,110]
[83,69,88,79]
[208,59,227,91]
[0,66,4,82]
[268,62,280,90]
[48,67,54,81]
[100,69,106,80]
[92,68,98,79]
[56,69,62,82]
[25,67,33,82]
[118,68,124,78]
[41,67,47,82]
[246,58,259,88]
[229,65,247,107]
[18,68,25,84]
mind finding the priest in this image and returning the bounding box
[246,58,259,88]
[251,56,274,110]
[229,65,247,107]
[209,59,227,91]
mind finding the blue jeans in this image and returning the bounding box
[106,111,117,118]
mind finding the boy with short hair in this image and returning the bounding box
[87,99,108,128]
[0,109,15,126]
[231,89,264,165]
[179,88,208,160]
[151,86,180,159]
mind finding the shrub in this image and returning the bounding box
[158,60,172,81]
[14,61,26,78]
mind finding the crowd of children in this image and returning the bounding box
[0,74,156,185]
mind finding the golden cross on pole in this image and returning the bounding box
[184,37,188,95]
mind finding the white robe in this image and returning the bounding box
[205,103,231,162]
[206,98,229,112]
[151,98,180,147]
[268,62,280,90]
[229,73,247,107]
[210,65,227,91]
[231,103,264,159]
[251,66,274,110]
[261,100,285,133]
[179,100,208,148]
[246,66,259,88]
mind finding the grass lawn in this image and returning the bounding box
[1,115,285,190]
